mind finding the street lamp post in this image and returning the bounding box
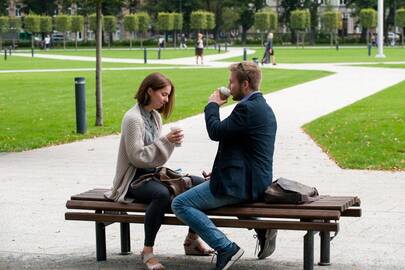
[376,0,386,58]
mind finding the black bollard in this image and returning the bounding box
[31,47,34,57]
[335,42,339,51]
[158,48,161,59]
[4,49,7,60]
[74,77,87,134]
[243,48,247,61]
[9,47,12,55]
[144,48,147,64]
[367,44,371,56]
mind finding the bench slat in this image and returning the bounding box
[65,212,339,232]
[70,189,359,212]
[66,200,341,220]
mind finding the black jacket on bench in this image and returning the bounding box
[204,92,277,201]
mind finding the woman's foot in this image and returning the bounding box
[184,234,214,256]
[141,251,165,270]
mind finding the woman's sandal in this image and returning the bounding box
[141,252,165,270]
[184,236,214,256]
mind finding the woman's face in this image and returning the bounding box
[147,85,172,110]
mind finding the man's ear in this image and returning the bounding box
[242,80,250,92]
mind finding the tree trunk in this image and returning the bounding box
[174,30,176,48]
[366,29,369,47]
[63,32,66,50]
[296,32,299,47]
[302,32,305,48]
[130,32,133,50]
[95,2,103,126]
[75,32,78,50]
[141,32,143,48]
[31,35,34,50]
[261,32,264,47]
[402,28,404,48]
[330,32,333,47]
[0,35,2,51]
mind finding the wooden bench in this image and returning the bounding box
[65,188,361,270]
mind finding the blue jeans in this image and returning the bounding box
[171,181,245,251]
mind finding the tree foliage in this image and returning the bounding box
[359,8,377,29]
[40,16,52,33]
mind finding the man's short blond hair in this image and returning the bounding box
[229,62,262,91]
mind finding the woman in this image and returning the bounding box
[195,33,204,65]
[104,73,213,270]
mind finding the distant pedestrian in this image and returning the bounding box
[44,35,51,51]
[195,33,204,65]
[180,33,187,49]
[158,37,165,48]
[261,32,276,66]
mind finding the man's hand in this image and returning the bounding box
[208,90,227,106]
[202,170,211,179]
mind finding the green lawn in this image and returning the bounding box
[0,55,173,70]
[303,80,405,170]
[223,47,405,63]
[357,63,405,69]
[0,68,331,152]
[34,48,223,59]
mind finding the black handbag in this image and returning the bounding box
[264,178,319,204]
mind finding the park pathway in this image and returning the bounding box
[1,48,405,269]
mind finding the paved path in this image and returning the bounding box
[1,48,405,270]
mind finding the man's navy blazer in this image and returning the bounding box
[204,92,277,201]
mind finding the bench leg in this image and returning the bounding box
[318,231,331,266]
[120,222,131,255]
[96,222,107,261]
[303,230,314,270]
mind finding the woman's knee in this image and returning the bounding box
[153,188,171,205]
[171,195,184,214]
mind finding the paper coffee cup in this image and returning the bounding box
[219,86,231,100]
[170,126,183,147]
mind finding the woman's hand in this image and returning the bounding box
[166,129,184,144]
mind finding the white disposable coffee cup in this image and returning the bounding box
[219,86,231,100]
[170,126,183,147]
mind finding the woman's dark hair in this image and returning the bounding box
[135,72,175,119]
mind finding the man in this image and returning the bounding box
[261,32,276,65]
[172,62,277,270]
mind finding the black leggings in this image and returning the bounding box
[126,174,205,247]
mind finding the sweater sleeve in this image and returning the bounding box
[123,115,175,168]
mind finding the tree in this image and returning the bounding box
[222,7,240,43]
[205,12,215,46]
[396,8,405,47]
[71,15,84,50]
[40,16,52,35]
[103,15,116,48]
[0,0,7,16]
[24,15,41,49]
[173,12,183,48]
[322,11,341,47]
[21,0,57,16]
[54,15,72,49]
[8,16,21,49]
[136,12,150,48]
[255,12,270,46]
[359,8,377,46]
[0,16,8,50]
[290,9,310,47]
[157,12,174,47]
[123,14,138,49]
[190,10,207,34]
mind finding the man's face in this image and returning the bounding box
[228,72,245,101]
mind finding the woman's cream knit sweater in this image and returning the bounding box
[104,104,175,203]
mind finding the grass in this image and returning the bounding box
[356,63,405,69]
[303,80,405,170]
[34,48,224,59]
[0,68,331,152]
[0,55,173,70]
[223,47,405,63]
